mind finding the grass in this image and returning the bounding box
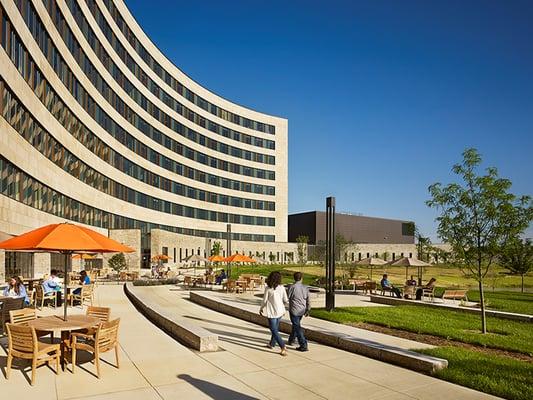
[418,347,533,400]
[311,304,533,399]
[286,263,533,289]
[466,291,533,315]
[310,305,533,355]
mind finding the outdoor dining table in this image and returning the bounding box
[27,314,100,370]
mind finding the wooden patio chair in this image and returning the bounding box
[69,284,94,307]
[380,285,394,297]
[34,285,57,310]
[9,308,38,325]
[1,297,25,335]
[9,308,51,340]
[224,279,236,293]
[5,323,60,385]
[422,286,435,302]
[363,281,376,294]
[403,285,416,299]
[68,318,120,378]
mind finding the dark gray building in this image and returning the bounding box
[288,211,415,244]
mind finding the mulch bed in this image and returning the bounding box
[348,321,533,362]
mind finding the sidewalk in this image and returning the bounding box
[0,285,499,399]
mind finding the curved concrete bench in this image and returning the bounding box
[124,283,218,352]
[190,291,447,374]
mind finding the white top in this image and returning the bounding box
[260,285,288,318]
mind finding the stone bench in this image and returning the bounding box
[125,283,218,352]
[190,292,447,374]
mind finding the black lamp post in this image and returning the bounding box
[325,196,336,311]
[226,224,232,278]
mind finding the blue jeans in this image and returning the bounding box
[288,313,307,348]
[267,317,285,349]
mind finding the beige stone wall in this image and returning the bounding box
[150,229,298,266]
[0,250,4,282]
[343,243,419,262]
[105,229,142,270]
[33,253,51,278]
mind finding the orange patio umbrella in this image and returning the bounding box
[208,254,225,262]
[224,253,256,263]
[223,253,256,278]
[0,223,134,320]
[72,253,96,260]
[151,254,170,261]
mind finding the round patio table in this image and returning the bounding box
[27,315,100,370]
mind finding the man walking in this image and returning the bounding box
[288,272,310,351]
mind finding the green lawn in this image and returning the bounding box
[310,305,533,354]
[286,263,533,289]
[466,291,533,315]
[419,347,533,400]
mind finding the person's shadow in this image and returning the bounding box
[177,374,260,400]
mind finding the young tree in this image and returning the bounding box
[335,233,355,262]
[310,240,326,264]
[211,241,222,256]
[296,235,309,264]
[108,252,127,273]
[500,238,533,293]
[427,148,533,333]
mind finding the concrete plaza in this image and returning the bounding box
[0,285,499,399]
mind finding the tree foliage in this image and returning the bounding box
[500,238,533,293]
[108,252,127,272]
[310,240,326,264]
[211,241,222,256]
[296,235,309,264]
[426,148,533,333]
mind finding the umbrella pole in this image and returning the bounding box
[63,252,71,321]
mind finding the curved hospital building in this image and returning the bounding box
[0,0,290,276]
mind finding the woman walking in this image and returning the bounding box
[260,271,288,356]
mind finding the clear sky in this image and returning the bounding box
[125,0,533,241]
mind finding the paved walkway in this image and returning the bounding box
[0,285,499,399]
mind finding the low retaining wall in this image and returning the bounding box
[124,284,218,352]
[189,292,447,374]
[369,295,533,322]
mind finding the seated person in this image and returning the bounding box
[3,276,30,305]
[405,275,417,286]
[215,269,227,285]
[73,270,91,295]
[380,274,401,298]
[42,269,63,306]
[415,278,437,300]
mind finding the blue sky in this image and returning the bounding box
[125,0,533,241]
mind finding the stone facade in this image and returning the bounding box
[150,229,299,265]
[105,229,142,271]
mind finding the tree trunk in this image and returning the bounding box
[478,279,487,334]
[522,274,525,293]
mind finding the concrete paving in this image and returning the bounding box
[0,285,500,399]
